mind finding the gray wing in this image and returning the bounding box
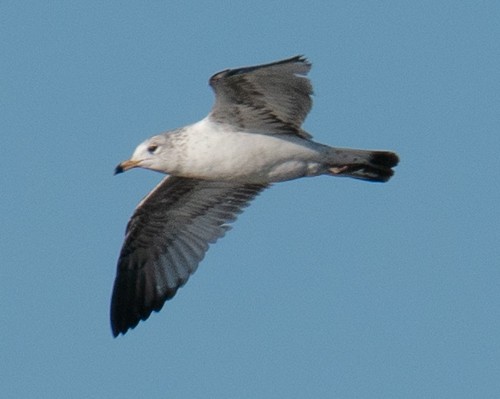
[111,176,267,336]
[208,55,313,138]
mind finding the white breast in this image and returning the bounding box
[173,118,327,183]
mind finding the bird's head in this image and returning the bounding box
[115,135,168,175]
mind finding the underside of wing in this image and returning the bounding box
[110,176,267,336]
[208,55,313,138]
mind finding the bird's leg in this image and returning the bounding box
[328,165,350,175]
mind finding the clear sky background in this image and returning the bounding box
[2,1,499,398]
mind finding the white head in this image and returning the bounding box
[115,135,169,175]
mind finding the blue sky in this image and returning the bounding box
[2,1,499,397]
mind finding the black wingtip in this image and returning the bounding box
[110,315,134,338]
[111,325,131,338]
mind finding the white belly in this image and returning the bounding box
[176,118,327,183]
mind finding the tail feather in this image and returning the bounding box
[328,149,399,182]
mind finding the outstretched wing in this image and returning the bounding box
[111,176,267,336]
[208,55,313,138]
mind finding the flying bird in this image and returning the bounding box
[111,56,399,336]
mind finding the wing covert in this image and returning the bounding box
[208,55,313,138]
[111,176,267,336]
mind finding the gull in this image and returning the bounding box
[111,56,399,336]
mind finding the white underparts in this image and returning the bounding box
[162,118,330,183]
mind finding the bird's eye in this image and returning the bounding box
[147,144,159,154]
